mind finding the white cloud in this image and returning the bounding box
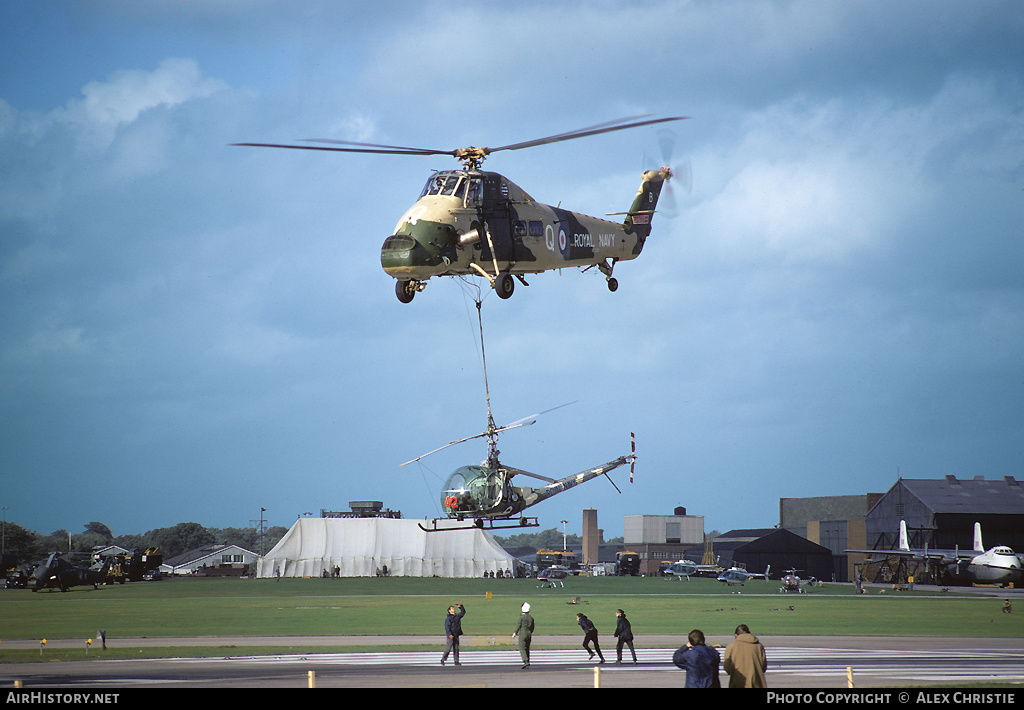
[50,59,221,156]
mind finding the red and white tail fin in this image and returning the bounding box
[630,432,636,483]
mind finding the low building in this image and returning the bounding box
[624,510,705,576]
[687,528,834,582]
[161,544,257,576]
[780,493,880,582]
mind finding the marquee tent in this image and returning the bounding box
[256,517,515,578]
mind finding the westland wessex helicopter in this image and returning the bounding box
[234,114,687,303]
[28,552,111,593]
[403,300,636,533]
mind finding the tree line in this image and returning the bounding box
[491,527,623,551]
[2,522,636,568]
[1,520,289,564]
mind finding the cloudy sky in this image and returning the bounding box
[2,1,1022,542]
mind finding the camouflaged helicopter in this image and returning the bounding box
[409,422,636,533]
[402,298,636,532]
[234,115,686,302]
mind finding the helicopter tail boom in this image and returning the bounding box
[622,167,672,249]
[522,454,635,508]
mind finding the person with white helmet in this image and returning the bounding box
[512,602,535,669]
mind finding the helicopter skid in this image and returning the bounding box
[418,517,540,533]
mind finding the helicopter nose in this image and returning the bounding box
[380,228,452,278]
[380,234,419,276]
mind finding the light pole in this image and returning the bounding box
[560,520,568,551]
[1,506,8,556]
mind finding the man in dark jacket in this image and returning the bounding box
[440,603,465,666]
[672,628,721,688]
[613,609,638,665]
[576,613,605,663]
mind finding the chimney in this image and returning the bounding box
[582,509,599,567]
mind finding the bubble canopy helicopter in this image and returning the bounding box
[402,299,636,532]
[233,114,687,302]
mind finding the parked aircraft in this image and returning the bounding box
[847,521,1023,587]
[537,565,570,587]
[718,565,770,586]
[28,553,110,593]
[779,569,806,593]
[663,559,722,580]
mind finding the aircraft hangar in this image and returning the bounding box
[683,528,835,583]
[780,475,1024,583]
[864,475,1024,552]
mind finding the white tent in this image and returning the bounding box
[256,517,515,578]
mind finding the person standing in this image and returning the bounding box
[513,602,534,669]
[723,624,768,688]
[613,609,637,665]
[576,613,605,663]
[672,629,720,687]
[440,603,465,666]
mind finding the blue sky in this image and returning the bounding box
[2,1,1022,541]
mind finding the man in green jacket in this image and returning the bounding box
[723,624,768,688]
[513,602,535,669]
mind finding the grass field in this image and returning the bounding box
[2,575,1020,658]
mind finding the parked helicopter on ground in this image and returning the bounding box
[405,298,635,532]
[663,558,723,580]
[537,565,570,587]
[780,569,806,593]
[718,565,771,586]
[234,114,687,302]
[28,553,110,593]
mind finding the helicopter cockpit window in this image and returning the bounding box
[421,174,444,197]
[420,173,469,200]
[466,178,482,206]
[442,466,502,514]
[453,177,467,201]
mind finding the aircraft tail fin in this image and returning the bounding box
[621,168,672,247]
[899,521,910,551]
[974,522,984,552]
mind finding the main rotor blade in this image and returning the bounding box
[498,401,577,432]
[231,141,447,156]
[400,401,576,466]
[399,431,489,466]
[491,115,689,153]
[301,138,453,154]
[235,115,688,163]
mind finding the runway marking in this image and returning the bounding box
[160,646,1024,684]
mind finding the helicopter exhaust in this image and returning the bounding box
[458,227,481,248]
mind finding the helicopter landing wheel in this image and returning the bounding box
[607,277,619,292]
[396,280,416,303]
[495,272,515,299]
